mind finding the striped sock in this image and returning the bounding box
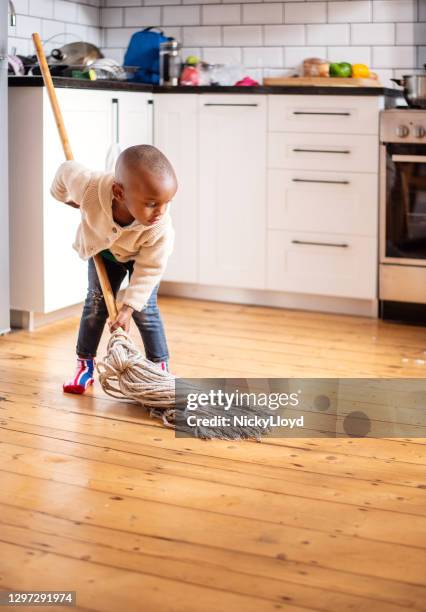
[63,358,95,395]
[159,361,168,372]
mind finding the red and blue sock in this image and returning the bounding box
[63,357,95,395]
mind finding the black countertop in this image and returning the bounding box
[8,75,402,97]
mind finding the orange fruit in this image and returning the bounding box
[352,64,370,78]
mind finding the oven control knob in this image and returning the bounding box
[396,125,409,138]
[414,125,425,138]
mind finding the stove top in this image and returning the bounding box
[380,108,426,143]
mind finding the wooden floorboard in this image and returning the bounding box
[0,295,425,611]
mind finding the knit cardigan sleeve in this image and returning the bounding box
[50,161,93,206]
[122,218,174,312]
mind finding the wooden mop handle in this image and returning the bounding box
[32,32,118,321]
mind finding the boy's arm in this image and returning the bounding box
[50,160,93,208]
[122,223,174,313]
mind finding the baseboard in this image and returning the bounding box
[160,282,379,318]
[11,303,83,331]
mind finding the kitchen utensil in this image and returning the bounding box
[50,41,103,67]
[159,38,182,86]
[391,74,426,108]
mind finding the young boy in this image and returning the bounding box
[50,144,177,394]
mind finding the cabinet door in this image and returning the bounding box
[118,91,153,150]
[199,95,267,289]
[43,89,113,312]
[154,94,198,283]
[267,229,377,299]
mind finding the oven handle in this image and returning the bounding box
[391,154,426,163]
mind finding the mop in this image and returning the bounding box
[32,33,270,440]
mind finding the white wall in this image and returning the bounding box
[101,0,426,86]
[1,1,10,334]
[8,0,102,56]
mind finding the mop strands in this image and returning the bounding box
[96,329,271,440]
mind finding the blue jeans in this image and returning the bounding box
[76,256,169,363]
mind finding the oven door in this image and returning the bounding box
[380,143,426,265]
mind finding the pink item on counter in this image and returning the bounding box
[180,65,200,86]
[234,76,260,87]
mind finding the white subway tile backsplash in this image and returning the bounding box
[396,22,426,45]
[41,18,66,41]
[106,26,138,47]
[264,24,305,45]
[14,14,41,38]
[181,47,201,59]
[328,1,371,24]
[351,22,395,45]
[147,0,180,4]
[418,46,426,67]
[77,4,99,26]
[307,23,349,45]
[163,5,200,26]
[223,25,262,45]
[65,21,88,40]
[373,0,417,23]
[54,1,77,23]
[203,4,240,25]
[13,0,30,15]
[285,46,326,67]
[203,46,242,63]
[105,0,140,6]
[183,25,221,45]
[243,46,283,67]
[243,4,283,25]
[372,45,416,69]
[327,46,371,65]
[86,25,102,46]
[285,2,326,24]
[101,8,123,28]
[125,7,161,27]
[29,0,53,19]
[8,0,421,78]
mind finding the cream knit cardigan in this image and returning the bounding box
[50,161,174,312]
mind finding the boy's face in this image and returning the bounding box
[113,169,177,226]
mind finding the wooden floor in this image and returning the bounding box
[0,296,426,611]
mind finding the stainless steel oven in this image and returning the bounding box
[379,109,426,323]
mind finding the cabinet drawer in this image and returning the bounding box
[268,95,380,135]
[267,230,377,299]
[268,169,378,236]
[268,132,378,173]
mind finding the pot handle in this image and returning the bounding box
[391,78,403,87]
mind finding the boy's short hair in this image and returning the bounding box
[116,145,175,180]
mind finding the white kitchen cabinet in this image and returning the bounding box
[268,95,380,135]
[9,86,152,325]
[153,94,198,283]
[268,132,379,173]
[198,95,267,289]
[267,169,378,237]
[267,230,377,299]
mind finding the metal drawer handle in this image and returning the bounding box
[292,240,349,248]
[292,178,350,185]
[204,103,259,107]
[392,154,426,163]
[293,111,351,116]
[293,148,351,154]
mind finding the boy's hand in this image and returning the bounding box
[109,304,134,333]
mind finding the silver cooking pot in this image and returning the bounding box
[392,71,426,108]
